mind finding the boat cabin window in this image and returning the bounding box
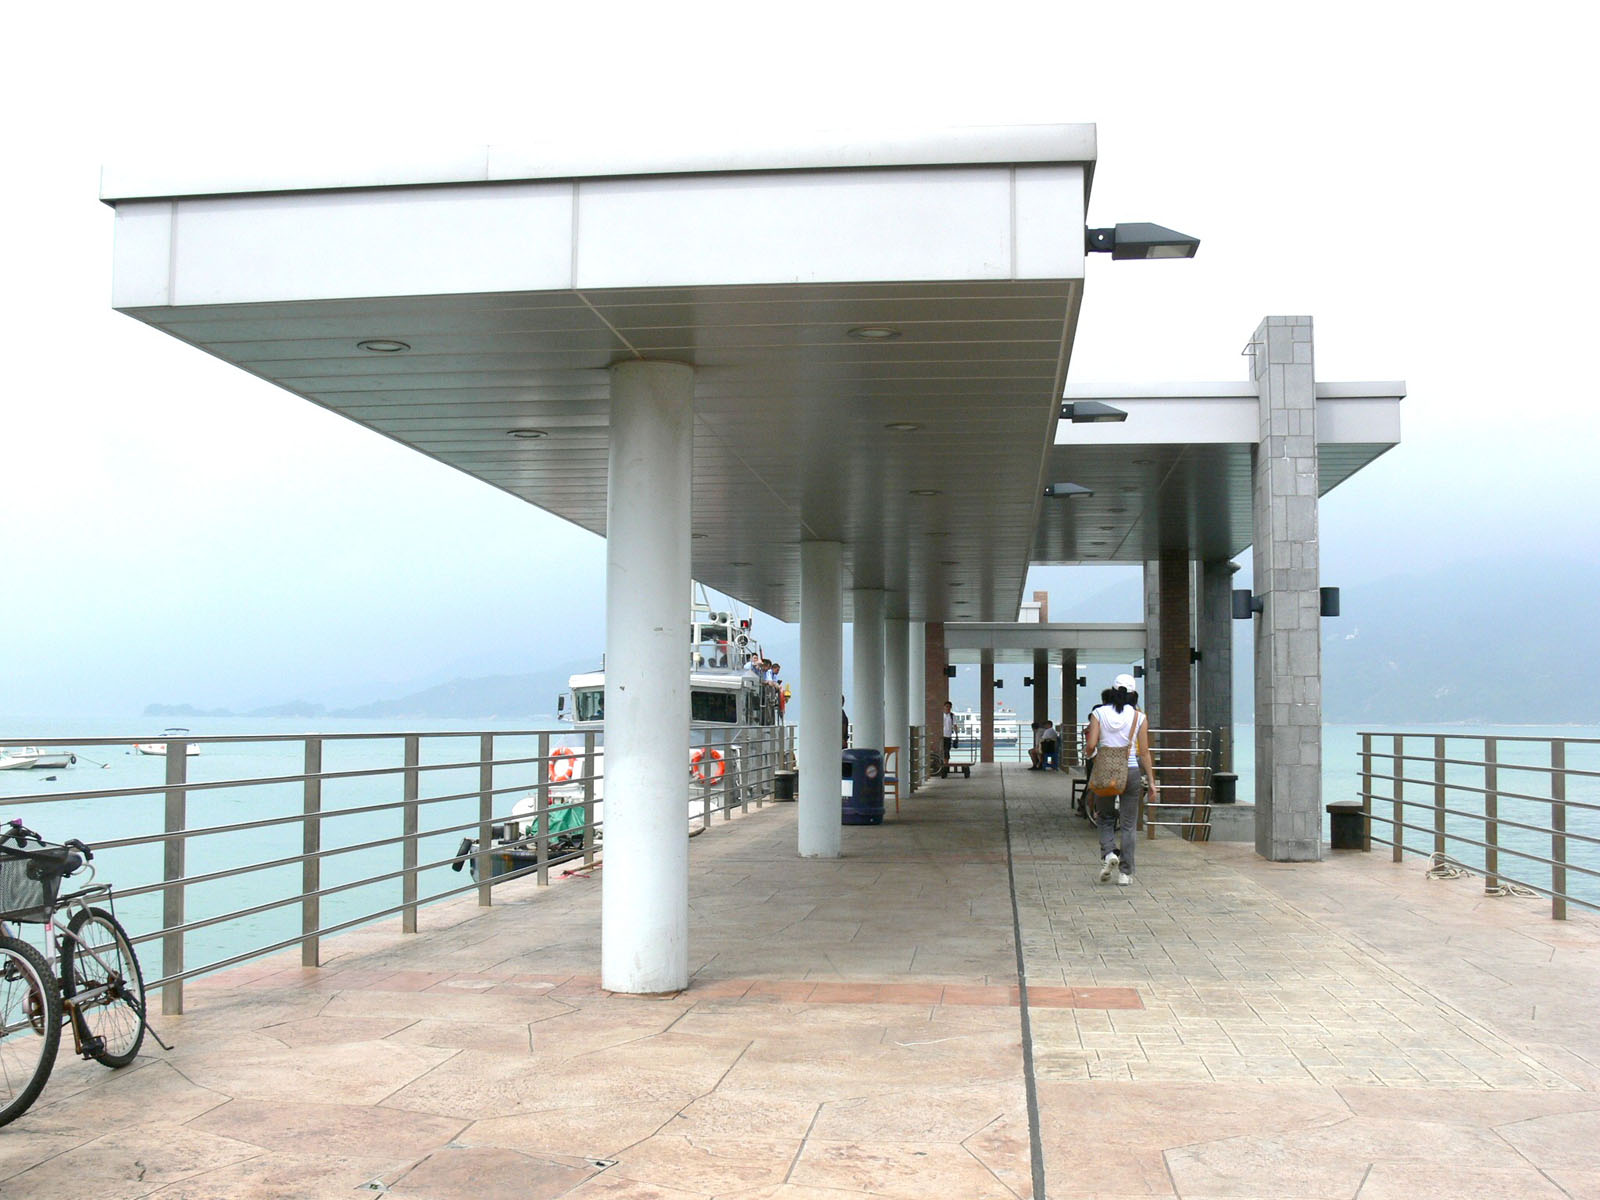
[573,688,604,723]
[691,689,738,724]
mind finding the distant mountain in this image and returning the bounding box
[1305,555,1600,724]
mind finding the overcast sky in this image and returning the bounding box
[3,1,1595,718]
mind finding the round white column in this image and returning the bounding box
[799,540,843,858]
[601,359,693,994]
[884,615,909,760]
[851,587,886,752]
[909,620,926,753]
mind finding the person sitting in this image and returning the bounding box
[1028,720,1060,770]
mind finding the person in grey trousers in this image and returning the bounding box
[1083,673,1160,886]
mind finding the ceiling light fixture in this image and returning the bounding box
[356,339,410,353]
[884,421,921,432]
[910,488,941,497]
[730,561,752,567]
[848,326,902,341]
[507,428,548,440]
[1043,482,1093,499]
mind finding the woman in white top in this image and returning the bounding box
[1083,673,1159,886]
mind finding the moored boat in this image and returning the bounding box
[133,729,201,757]
[0,746,76,769]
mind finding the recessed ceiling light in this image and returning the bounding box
[848,326,902,341]
[357,339,410,353]
[1099,525,1116,531]
[884,421,921,432]
[948,580,963,587]
[1090,541,1108,546]
[507,428,548,439]
[909,488,941,497]
[1109,507,1127,513]
[730,561,752,566]
[692,533,709,539]
[940,560,959,566]
[926,531,951,538]
[1131,458,1155,466]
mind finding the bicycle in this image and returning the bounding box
[0,819,160,1127]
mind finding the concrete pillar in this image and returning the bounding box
[1250,315,1323,862]
[980,652,995,762]
[851,588,886,753]
[909,620,926,744]
[799,540,844,859]
[1141,560,1161,723]
[601,360,692,995]
[1198,560,1239,773]
[885,614,909,761]
[1158,552,1194,734]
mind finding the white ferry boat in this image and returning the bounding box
[954,705,1022,749]
[458,589,787,880]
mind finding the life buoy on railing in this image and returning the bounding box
[548,747,577,783]
[690,746,725,783]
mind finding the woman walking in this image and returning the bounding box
[1083,673,1159,886]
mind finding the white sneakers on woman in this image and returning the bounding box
[1099,852,1119,882]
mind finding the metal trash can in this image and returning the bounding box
[1212,771,1238,804]
[841,749,885,825]
[774,770,798,801]
[1327,802,1368,850]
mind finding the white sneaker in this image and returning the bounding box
[1099,853,1119,882]
[1117,873,1131,886]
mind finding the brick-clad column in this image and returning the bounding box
[1158,551,1193,813]
[1198,560,1238,772]
[1141,560,1161,723]
[1250,315,1323,861]
[1062,650,1079,764]
[923,622,947,767]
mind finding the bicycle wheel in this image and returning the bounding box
[0,935,60,1126]
[61,908,146,1067]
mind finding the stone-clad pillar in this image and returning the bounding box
[923,622,947,755]
[1197,560,1238,772]
[1158,552,1193,812]
[1062,650,1079,764]
[1250,315,1323,861]
[1032,649,1050,727]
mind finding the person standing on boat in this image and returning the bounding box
[1083,674,1158,886]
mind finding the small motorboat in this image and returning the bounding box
[0,746,77,769]
[133,729,201,757]
[0,749,40,771]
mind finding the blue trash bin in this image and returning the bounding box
[841,749,885,825]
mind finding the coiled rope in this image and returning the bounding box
[1425,851,1539,898]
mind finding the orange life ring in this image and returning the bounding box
[548,747,577,783]
[690,746,725,783]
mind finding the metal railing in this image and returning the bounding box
[0,725,796,1012]
[1143,728,1214,840]
[1358,731,1600,919]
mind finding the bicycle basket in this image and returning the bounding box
[0,848,68,923]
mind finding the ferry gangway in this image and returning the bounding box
[1357,731,1600,920]
[0,726,794,1014]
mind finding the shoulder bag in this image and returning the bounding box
[1087,709,1140,798]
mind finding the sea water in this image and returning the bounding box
[3,718,1595,980]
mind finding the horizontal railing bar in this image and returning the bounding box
[1367,812,1600,879]
[1358,732,1600,746]
[1359,780,1600,816]
[1358,794,1600,848]
[1359,752,1600,781]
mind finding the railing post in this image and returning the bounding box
[1433,735,1447,859]
[301,737,322,967]
[162,740,187,1016]
[1484,737,1499,893]
[738,729,750,814]
[700,735,712,831]
[1551,740,1567,920]
[477,733,494,906]
[536,732,550,886]
[1391,734,1404,863]
[582,732,597,868]
[402,734,420,933]
[1360,732,1372,851]
[722,728,735,821]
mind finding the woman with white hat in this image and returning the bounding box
[1083,672,1159,886]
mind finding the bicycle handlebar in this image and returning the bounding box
[2,820,94,874]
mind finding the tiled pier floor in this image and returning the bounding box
[3,765,1598,1198]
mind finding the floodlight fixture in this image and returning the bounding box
[1060,400,1128,423]
[1043,482,1093,499]
[1084,222,1201,260]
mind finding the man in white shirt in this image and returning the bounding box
[940,701,957,778]
[1029,720,1060,770]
